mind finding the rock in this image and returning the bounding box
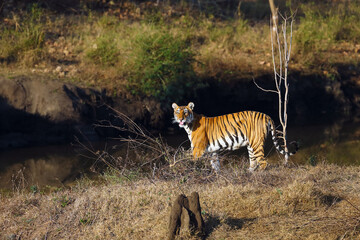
[55,66,62,72]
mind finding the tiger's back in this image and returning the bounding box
[204,111,271,153]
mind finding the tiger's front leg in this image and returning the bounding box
[192,146,205,161]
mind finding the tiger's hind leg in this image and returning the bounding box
[247,145,267,171]
[247,146,258,171]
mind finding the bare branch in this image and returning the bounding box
[253,77,278,94]
[270,18,280,92]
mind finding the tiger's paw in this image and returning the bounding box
[248,164,258,172]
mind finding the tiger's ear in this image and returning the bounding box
[172,103,178,109]
[188,102,194,110]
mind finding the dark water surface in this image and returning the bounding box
[0,144,87,189]
[0,117,359,189]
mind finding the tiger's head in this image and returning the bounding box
[172,102,194,128]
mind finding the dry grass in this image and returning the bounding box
[1,162,360,240]
[2,103,358,240]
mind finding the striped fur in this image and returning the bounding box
[172,102,297,171]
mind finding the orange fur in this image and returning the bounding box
[172,102,297,171]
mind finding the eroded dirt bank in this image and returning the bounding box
[0,72,359,149]
[0,75,163,149]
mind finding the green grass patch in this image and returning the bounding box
[0,4,46,65]
[295,2,360,54]
[86,34,119,66]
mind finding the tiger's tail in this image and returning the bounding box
[268,118,298,157]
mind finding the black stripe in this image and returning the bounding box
[224,114,237,149]
[232,113,246,140]
[218,116,229,148]
[209,118,215,145]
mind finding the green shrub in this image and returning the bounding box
[127,31,203,102]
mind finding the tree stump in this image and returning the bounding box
[168,192,205,240]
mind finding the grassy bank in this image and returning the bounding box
[1,1,359,103]
[1,162,360,239]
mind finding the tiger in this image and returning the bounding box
[172,102,298,171]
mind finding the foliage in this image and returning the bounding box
[127,30,202,102]
[30,185,38,194]
[0,1,360,103]
[59,195,71,208]
[86,34,119,66]
[0,4,45,65]
[295,2,360,54]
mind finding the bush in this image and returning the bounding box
[127,31,203,102]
